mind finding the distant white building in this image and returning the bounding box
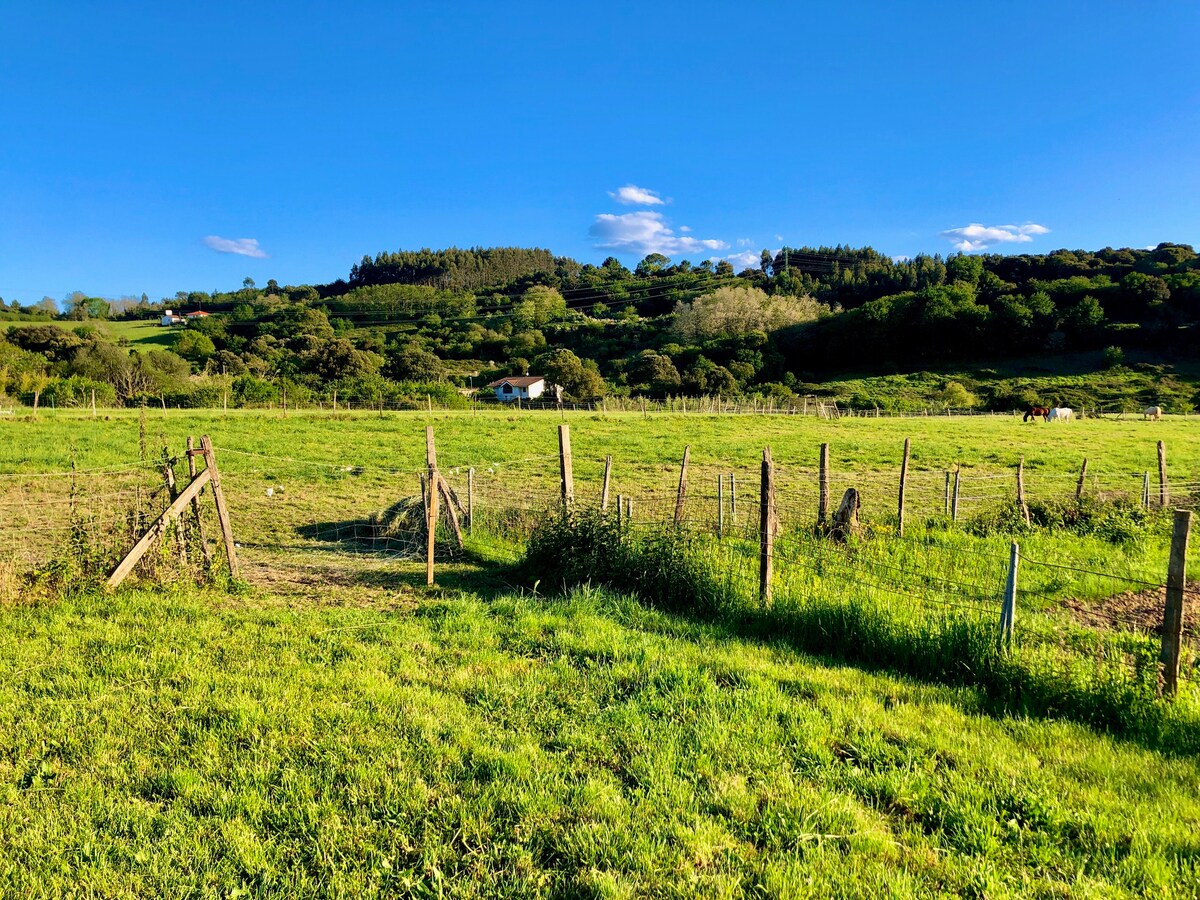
[160,309,184,326]
[487,375,561,403]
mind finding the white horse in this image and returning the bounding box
[1048,407,1073,422]
[1143,406,1163,421]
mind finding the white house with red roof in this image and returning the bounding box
[486,375,561,403]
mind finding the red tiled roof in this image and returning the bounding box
[187,310,210,317]
[487,376,544,388]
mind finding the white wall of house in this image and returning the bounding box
[493,380,545,401]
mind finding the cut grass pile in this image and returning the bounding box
[3,586,1200,898]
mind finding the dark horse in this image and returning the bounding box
[1023,406,1051,422]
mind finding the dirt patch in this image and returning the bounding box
[1060,581,1200,634]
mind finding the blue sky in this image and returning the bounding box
[1,1,1197,302]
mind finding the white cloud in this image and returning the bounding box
[939,222,1050,252]
[736,237,754,247]
[203,236,268,258]
[678,225,692,233]
[608,184,666,206]
[723,250,764,270]
[590,211,727,258]
[774,234,784,242]
[892,255,912,263]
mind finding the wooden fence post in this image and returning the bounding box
[943,471,951,515]
[467,467,475,534]
[1076,458,1088,501]
[1158,440,1169,508]
[759,448,776,607]
[898,437,911,536]
[91,388,96,418]
[558,424,574,510]
[625,496,633,522]
[616,494,623,530]
[1160,509,1192,697]
[200,435,239,580]
[999,541,1018,651]
[1143,472,1151,509]
[674,445,690,526]
[425,425,438,586]
[1016,457,1030,527]
[600,455,612,511]
[186,436,213,567]
[952,467,961,523]
[818,443,830,526]
[436,474,464,549]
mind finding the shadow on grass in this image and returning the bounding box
[518,510,1200,758]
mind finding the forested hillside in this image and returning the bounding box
[2,243,1197,412]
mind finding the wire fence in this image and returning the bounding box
[2,438,1196,650]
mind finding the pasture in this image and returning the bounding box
[2,408,1200,897]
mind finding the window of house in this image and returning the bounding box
[502,383,513,394]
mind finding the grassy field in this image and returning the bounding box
[2,410,1199,896]
[0,317,176,350]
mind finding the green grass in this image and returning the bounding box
[3,585,1200,898]
[0,317,176,350]
[3,411,1200,895]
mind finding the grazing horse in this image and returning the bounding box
[1048,407,1073,422]
[1024,406,1051,422]
[1143,406,1163,421]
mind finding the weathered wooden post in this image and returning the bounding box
[625,496,633,522]
[600,455,612,511]
[1158,440,1169,508]
[1076,458,1088,501]
[186,437,213,567]
[1143,472,1151,509]
[1016,457,1030,527]
[558,424,574,511]
[91,388,97,418]
[998,541,1019,651]
[467,467,475,535]
[898,437,911,536]
[952,467,961,523]
[1160,509,1192,698]
[425,426,438,586]
[616,494,623,530]
[759,448,776,607]
[674,446,690,527]
[943,471,951,515]
[818,443,830,527]
[200,435,239,580]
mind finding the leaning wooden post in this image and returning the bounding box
[998,541,1019,652]
[186,436,213,567]
[1016,457,1030,527]
[558,424,574,511]
[467,467,475,535]
[818,443,830,526]
[674,445,690,527]
[717,476,725,538]
[759,448,776,607]
[106,467,214,589]
[1160,509,1192,698]
[898,437,911,536]
[200,435,239,580]
[952,466,961,523]
[943,471,951,515]
[600,455,612,511]
[1076,458,1088,501]
[1158,440,1169,508]
[425,426,439,585]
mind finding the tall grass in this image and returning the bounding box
[522,509,1200,754]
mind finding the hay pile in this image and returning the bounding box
[367,495,427,539]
